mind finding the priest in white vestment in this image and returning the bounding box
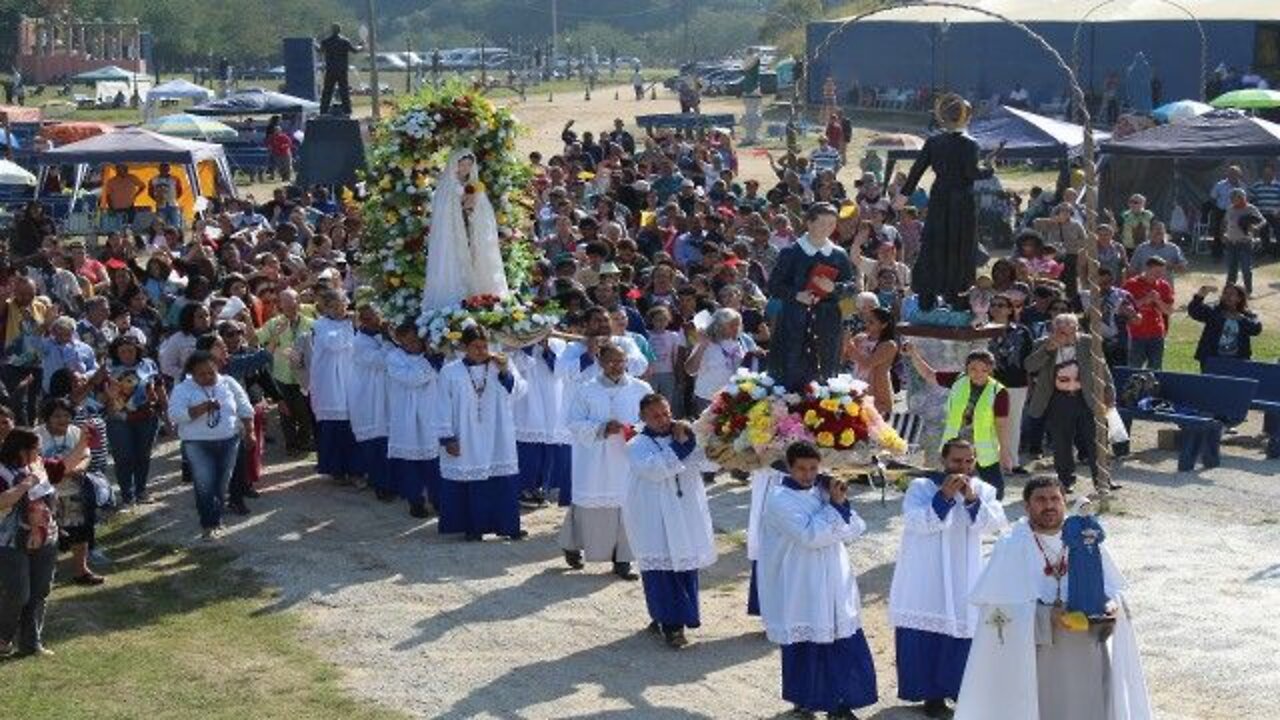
[512,337,570,506]
[385,322,442,518]
[759,441,878,718]
[556,307,649,507]
[434,326,527,541]
[625,393,717,649]
[561,342,651,579]
[956,477,1152,720]
[348,303,392,499]
[309,289,359,480]
[889,439,1008,718]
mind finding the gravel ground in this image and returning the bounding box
[126,411,1280,720]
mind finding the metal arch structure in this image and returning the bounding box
[808,1,1115,498]
[1069,0,1208,103]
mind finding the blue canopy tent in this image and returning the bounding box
[884,106,1107,191]
[1099,111,1280,220]
[189,89,319,117]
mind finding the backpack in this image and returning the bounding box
[1120,371,1160,408]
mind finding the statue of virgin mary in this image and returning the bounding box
[421,148,510,311]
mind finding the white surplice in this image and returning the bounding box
[308,316,354,421]
[758,482,867,645]
[566,374,652,508]
[624,432,717,572]
[434,359,525,481]
[888,475,1008,638]
[384,347,439,461]
[746,467,785,563]
[511,339,570,445]
[347,331,390,442]
[955,518,1152,720]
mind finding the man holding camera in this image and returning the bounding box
[889,439,1008,718]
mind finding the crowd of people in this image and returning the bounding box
[0,102,1255,717]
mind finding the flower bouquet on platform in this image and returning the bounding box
[693,369,908,473]
[417,294,561,350]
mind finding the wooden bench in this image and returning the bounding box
[1112,367,1258,471]
[1202,357,1280,458]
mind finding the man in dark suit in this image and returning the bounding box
[317,24,362,116]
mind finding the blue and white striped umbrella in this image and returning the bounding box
[1152,100,1213,124]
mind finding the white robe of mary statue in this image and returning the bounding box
[955,518,1152,720]
[421,148,510,311]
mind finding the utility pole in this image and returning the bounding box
[551,0,559,76]
[406,35,413,94]
[367,0,381,122]
[683,0,692,63]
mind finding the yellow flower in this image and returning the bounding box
[387,275,402,288]
[803,409,820,427]
[819,398,840,412]
[414,175,427,189]
[512,310,526,322]
[843,402,859,416]
[446,331,462,342]
[720,421,734,435]
[839,429,857,448]
[384,211,398,225]
[748,429,772,446]
[740,381,756,395]
[816,431,835,448]
[379,176,392,190]
[496,212,508,225]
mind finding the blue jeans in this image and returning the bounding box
[1225,241,1254,295]
[182,436,241,529]
[105,415,159,502]
[1128,337,1165,370]
[158,205,182,229]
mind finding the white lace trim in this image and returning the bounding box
[571,493,625,508]
[439,461,519,482]
[515,429,571,443]
[633,551,718,572]
[890,610,972,638]
[764,620,862,645]
[350,424,389,443]
[387,444,439,461]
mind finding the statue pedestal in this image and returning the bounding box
[742,94,762,145]
[899,323,999,467]
[298,115,367,187]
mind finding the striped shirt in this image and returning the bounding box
[810,146,841,173]
[1248,179,1280,214]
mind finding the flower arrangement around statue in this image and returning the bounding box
[417,294,562,351]
[358,81,536,327]
[694,369,908,472]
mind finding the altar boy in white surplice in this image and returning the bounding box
[956,477,1151,720]
[309,288,360,481]
[759,441,878,719]
[385,321,442,519]
[560,341,650,579]
[348,302,392,501]
[434,326,527,542]
[625,393,717,649]
[889,439,1007,719]
[511,337,570,506]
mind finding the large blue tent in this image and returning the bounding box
[807,0,1279,112]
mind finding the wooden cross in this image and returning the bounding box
[987,608,1011,645]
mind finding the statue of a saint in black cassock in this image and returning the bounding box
[899,94,995,310]
[317,23,363,116]
[766,203,856,391]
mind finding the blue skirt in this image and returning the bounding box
[438,475,521,537]
[315,420,359,477]
[747,560,760,616]
[781,631,879,712]
[894,627,972,702]
[389,457,440,508]
[516,442,570,495]
[641,570,701,629]
[358,437,391,492]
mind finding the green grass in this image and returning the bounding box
[0,514,405,720]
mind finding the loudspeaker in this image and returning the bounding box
[283,37,318,101]
[298,116,366,187]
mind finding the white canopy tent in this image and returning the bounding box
[144,79,216,120]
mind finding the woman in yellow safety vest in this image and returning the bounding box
[902,345,1015,498]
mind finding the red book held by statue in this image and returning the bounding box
[806,264,839,299]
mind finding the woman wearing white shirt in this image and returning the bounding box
[685,308,756,415]
[167,351,254,540]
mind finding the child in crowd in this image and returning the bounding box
[384,321,441,518]
[308,289,359,483]
[645,305,686,417]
